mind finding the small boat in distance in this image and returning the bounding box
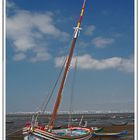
[93,130,128,137]
[112,121,128,126]
[91,127,104,133]
[23,0,93,139]
[79,115,88,127]
[6,121,14,124]
[72,118,78,122]
[111,115,116,119]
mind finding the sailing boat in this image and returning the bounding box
[23,0,93,139]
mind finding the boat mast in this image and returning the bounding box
[48,0,87,130]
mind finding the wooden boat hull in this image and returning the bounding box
[23,126,93,140]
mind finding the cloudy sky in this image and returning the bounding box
[6,0,134,113]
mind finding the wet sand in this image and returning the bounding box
[6,113,134,140]
[7,123,134,140]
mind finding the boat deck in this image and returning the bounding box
[52,127,89,137]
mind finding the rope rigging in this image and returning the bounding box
[42,57,67,113]
[33,55,68,123]
[68,56,78,128]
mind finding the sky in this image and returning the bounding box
[6,0,134,113]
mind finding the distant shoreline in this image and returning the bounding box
[6,112,134,116]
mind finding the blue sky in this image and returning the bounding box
[6,0,134,113]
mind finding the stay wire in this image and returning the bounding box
[35,56,68,121]
[42,56,67,113]
[68,57,78,128]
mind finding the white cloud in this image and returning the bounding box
[55,54,134,73]
[118,56,134,73]
[30,52,51,63]
[13,53,26,61]
[84,25,96,36]
[29,47,51,63]
[7,10,69,51]
[92,37,115,48]
[55,56,67,68]
[78,41,89,48]
[7,7,69,62]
